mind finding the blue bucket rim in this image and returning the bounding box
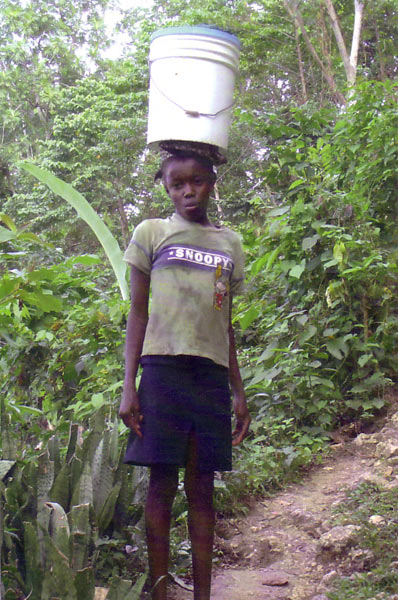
[151,26,241,49]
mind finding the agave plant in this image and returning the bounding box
[1,408,146,599]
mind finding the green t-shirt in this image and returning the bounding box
[123,212,245,368]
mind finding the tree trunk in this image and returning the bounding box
[373,16,386,80]
[350,0,365,81]
[295,23,308,104]
[318,6,334,77]
[323,0,353,83]
[323,0,364,86]
[214,182,224,222]
[116,194,130,249]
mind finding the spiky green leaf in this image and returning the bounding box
[20,162,128,300]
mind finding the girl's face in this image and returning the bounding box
[164,158,215,225]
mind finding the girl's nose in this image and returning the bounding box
[183,184,195,197]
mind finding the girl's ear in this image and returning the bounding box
[155,169,170,194]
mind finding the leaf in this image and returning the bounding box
[213,479,227,489]
[326,338,348,360]
[91,432,114,516]
[44,501,70,557]
[18,232,44,244]
[333,241,346,265]
[19,290,63,312]
[257,344,278,363]
[248,368,268,387]
[37,451,55,502]
[299,325,317,344]
[308,360,321,368]
[372,398,386,409]
[288,179,305,190]
[267,206,290,217]
[91,393,105,408]
[323,258,339,269]
[18,404,44,416]
[0,226,16,243]
[250,253,270,276]
[50,463,71,511]
[296,314,308,326]
[106,577,134,600]
[0,279,20,301]
[66,423,79,465]
[71,461,93,507]
[75,568,95,600]
[41,534,77,600]
[289,261,306,279]
[358,354,372,367]
[0,460,16,480]
[323,328,339,337]
[266,246,281,270]
[310,377,334,389]
[67,255,101,266]
[351,383,369,394]
[20,162,128,300]
[239,304,260,332]
[28,268,57,283]
[96,482,121,534]
[0,213,17,231]
[23,521,43,596]
[109,416,120,469]
[69,504,91,572]
[302,235,320,251]
[125,572,148,600]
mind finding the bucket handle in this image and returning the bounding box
[150,73,236,118]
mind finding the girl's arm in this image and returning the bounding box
[229,297,251,446]
[119,265,150,436]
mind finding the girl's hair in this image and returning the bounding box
[154,152,216,183]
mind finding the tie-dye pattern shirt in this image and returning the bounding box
[123,213,245,367]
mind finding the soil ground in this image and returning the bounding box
[168,402,398,600]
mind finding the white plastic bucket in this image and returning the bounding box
[147,26,240,160]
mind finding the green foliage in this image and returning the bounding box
[240,87,397,421]
[20,163,129,299]
[0,0,112,194]
[1,411,146,599]
[329,482,398,598]
[0,215,148,594]
[0,251,127,429]
[224,83,398,496]
[3,0,398,587]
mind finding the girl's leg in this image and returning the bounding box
[146,464,179,600]
[184,434,215,600]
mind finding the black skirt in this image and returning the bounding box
[124,355,232,472]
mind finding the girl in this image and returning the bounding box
[119,152,250,600]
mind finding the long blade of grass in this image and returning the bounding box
[20,162,128,300]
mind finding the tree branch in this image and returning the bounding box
[283,0,346,105]
[323,0,352,81]
[373,12,386,80]
[294,22,308,104]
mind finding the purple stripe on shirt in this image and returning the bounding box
[152,244,234,275]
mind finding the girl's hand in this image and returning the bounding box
[119,382,143,438]
[232,394,251,446]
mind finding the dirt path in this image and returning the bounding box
[169,405,398,600]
